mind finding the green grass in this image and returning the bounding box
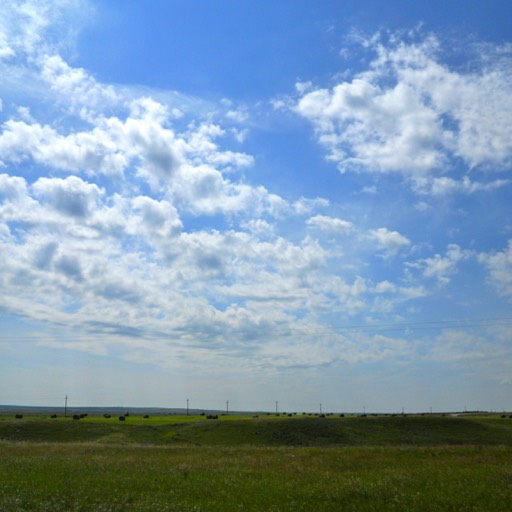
[1,414,512,511]
[1,443,511,511]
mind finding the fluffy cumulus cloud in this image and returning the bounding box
[294,32,512,190]
[1,1,403,375]
[369,227,410,255]
[32,176,103,218]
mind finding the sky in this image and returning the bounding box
[0,0,511,413]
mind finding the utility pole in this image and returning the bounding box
[64,395,68,418]
[186,398,189,416]
[320,403,322,414]
[226,400,229,415]
[275,401,278,414]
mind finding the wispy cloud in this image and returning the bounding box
[407,244,469,285]
[306,214,353,234]
[479,241,512,299]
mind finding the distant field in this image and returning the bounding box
[1,414,512,511]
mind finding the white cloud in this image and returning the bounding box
[0,119,128,176]
[225,109,248,123]
[0,173,41,227]
[293,197,330,215]
[0,1,54,58]
[307,214,353,234]
[294,33,512,184]
[479,241,512,299]
[40,54,119,118]
[408,244,468,285]
[181,121,254,171]
[375,280,396,293]
[241,219,275,237]
[101,98,185,183]
[0,104,282,218]
[415,176,510,195]
[130,196,182,238]
[32,176,103,218]
[171,164,287,216]
[369,279,426,315]
[0,169,345,368]
[0,172,28,201]
[369,227,410,255]
[0,1,96,115]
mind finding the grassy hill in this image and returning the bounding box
[2,413,512,447]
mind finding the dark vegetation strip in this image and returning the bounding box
[2,414,512,447]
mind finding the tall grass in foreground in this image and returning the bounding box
[1,442,511,511]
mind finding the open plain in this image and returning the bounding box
[1,413,511,511]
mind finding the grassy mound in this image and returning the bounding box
[1,413,512,447]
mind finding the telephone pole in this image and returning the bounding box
[226,400,229,415]
[64,395,68,417]
[186,398,189,416]
[275,401,278,414]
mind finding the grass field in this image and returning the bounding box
[1,413,512,511]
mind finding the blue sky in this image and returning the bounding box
[0,0,511,413]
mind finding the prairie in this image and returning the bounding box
[1,413,511,511]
